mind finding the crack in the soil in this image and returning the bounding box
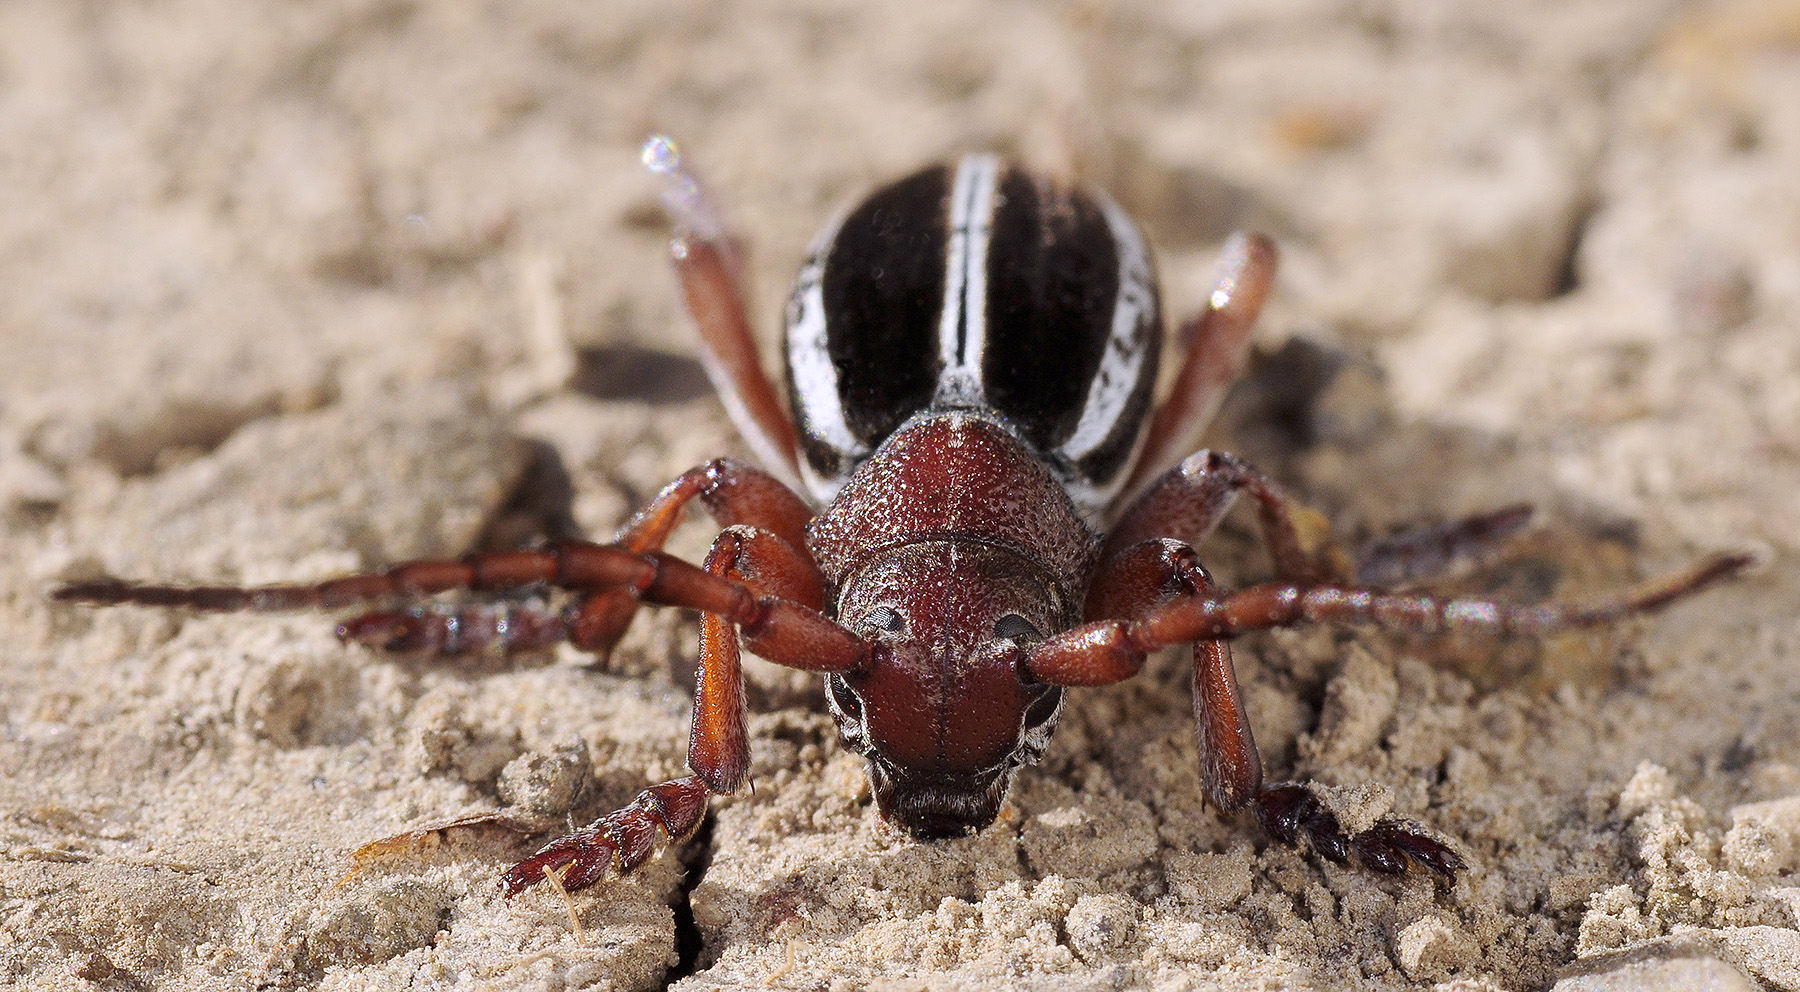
[664,813,716,988]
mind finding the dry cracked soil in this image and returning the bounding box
[2,2,1798,990]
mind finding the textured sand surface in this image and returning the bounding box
[2,2,1798,989]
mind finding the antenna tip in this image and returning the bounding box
[641,134,680,175]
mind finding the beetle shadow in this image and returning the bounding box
[1198,334,1746,699]
[572,342,714,404]
[470,439,584,551]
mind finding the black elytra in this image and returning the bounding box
[784,155,1162,514]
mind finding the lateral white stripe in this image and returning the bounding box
[785,216,863,468]
[1058,192,1155,467]
[934,154,999,407]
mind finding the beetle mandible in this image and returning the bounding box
[57,136,1752,894]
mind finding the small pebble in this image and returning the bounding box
[1553,947,1757,992]
[497,737,592,817]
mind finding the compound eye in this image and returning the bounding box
[993,613,1041,643]
[828,674,863,720]
[863,606,905,637]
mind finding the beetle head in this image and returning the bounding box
[826,540,1068,839]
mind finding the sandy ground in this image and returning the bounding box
[2,1,1799,989]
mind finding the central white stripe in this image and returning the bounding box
[934,155,999,407]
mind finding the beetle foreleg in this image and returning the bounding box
[1253,783,1465,878]
[502,775,713,895]
[504,525,842,895]
[558,457,814,660]
[689,525,828,792]
[1193,638,1261,812]
[1083,539,1263,810]
[1033,548,1753,853]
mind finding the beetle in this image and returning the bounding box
[56,136,1751,895]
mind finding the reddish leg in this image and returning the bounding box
[1083,539,1461,876]
[1107,448,1340,583]
[57,458,815,664]
[1116,453,1550,591]
[1033,552,1751,686]
[559,457,814,662]
[57,533,863,674]
[56,477,855,894]
[337,599,577,655]
[502,777,714,895]
[1353,504,1534,586]
[502,525,827,894]
[1039,543,1751,865]
[1068,509,1748,875]
[1253,784,1464,876]
[643,135,802,488]
[1123,232,1277,498]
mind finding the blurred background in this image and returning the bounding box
[1,2,1796,990]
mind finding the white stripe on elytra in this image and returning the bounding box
[934,154,1000,408]
[785,212,863,487]
[1057,191,1155,475]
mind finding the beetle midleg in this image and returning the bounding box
[335,600,576,655]
[1351,503,1535,587]
[565,458,815,660]
[690,525,827,793]
[1105,448,1340,583]
[1124,232,1277,497]
[502,524,837,896]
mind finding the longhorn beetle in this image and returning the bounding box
[57,136,1751,894]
